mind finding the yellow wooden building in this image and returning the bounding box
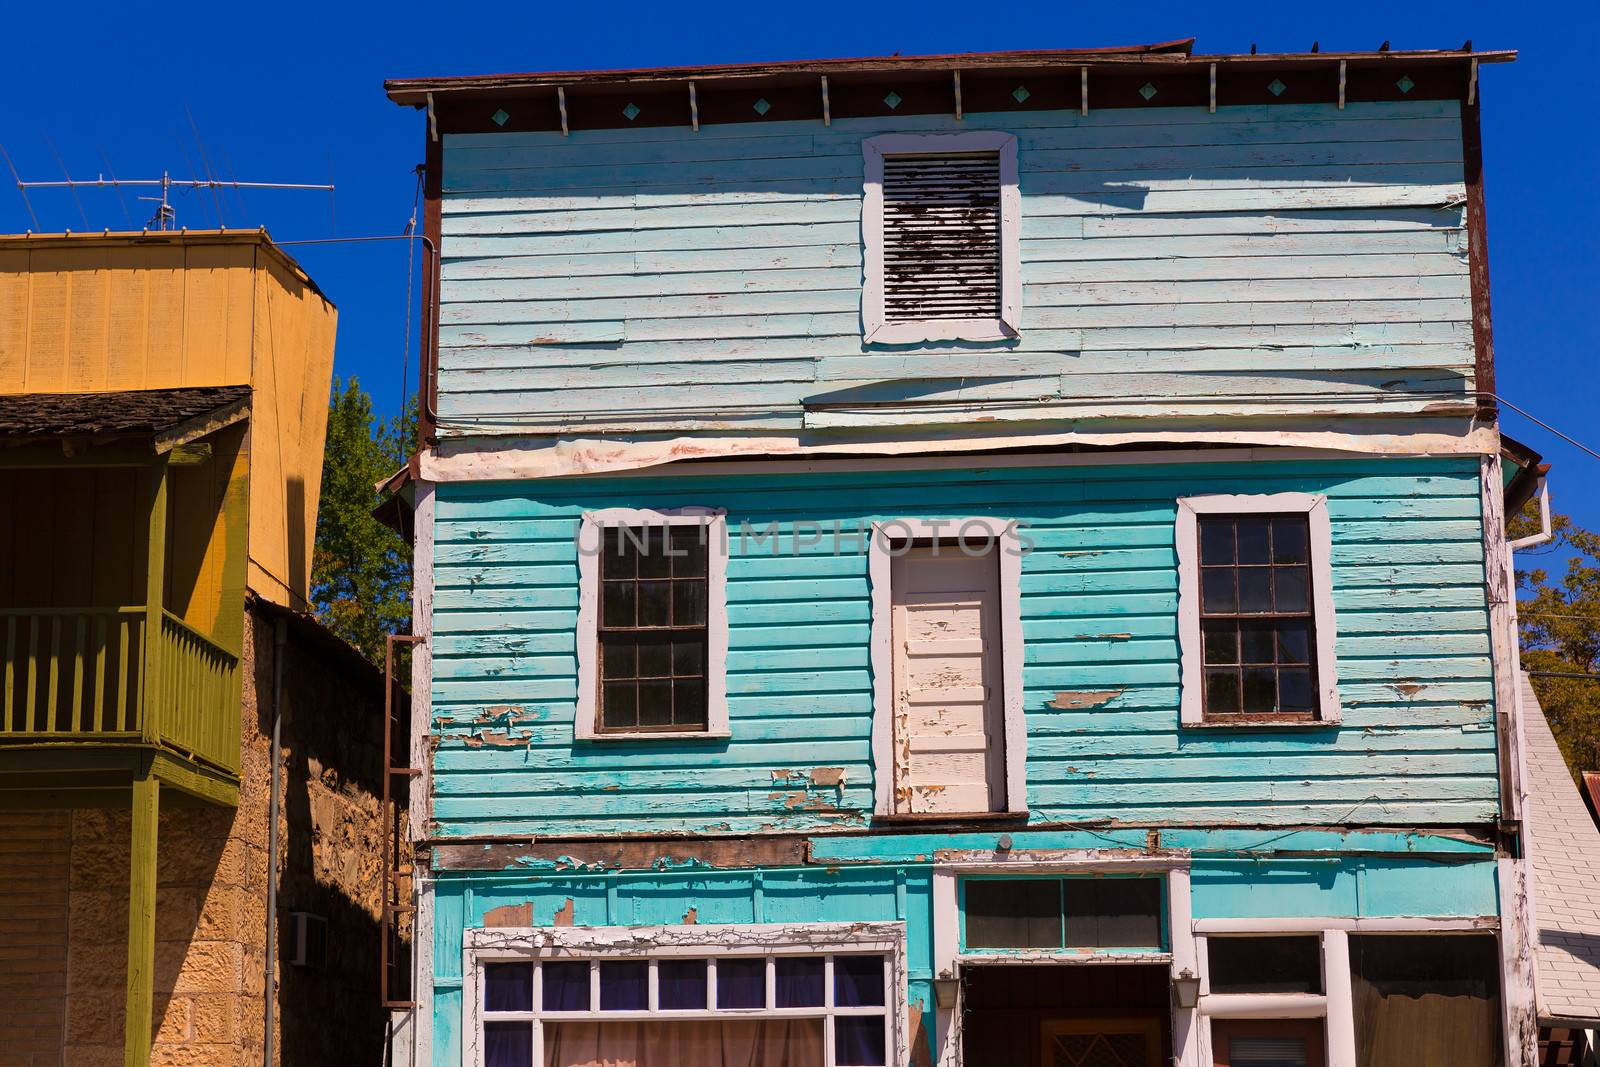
[0,230,336,1066]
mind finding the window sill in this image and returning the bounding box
[1182,716,1336,730]
[864,317,1018,345]
[872,810,1029,826]
[576,730,732,743]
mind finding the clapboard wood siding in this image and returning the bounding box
[427,455,1496,836]
[433,101,1472,435]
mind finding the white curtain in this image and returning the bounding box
[544,1019,825,1067]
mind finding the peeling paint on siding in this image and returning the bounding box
[1048,690,1124,710]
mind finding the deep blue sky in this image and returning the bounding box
[4,2,1595,531]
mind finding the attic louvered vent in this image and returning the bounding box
[863,132,1020,344]
[881,154,1003,323]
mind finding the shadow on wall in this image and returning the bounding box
[250,604,395,1067]
[62,805,234,1062]
[286,475,307,612]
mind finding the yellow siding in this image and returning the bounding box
[0,232,338,612]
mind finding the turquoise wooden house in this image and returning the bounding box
[383,38,1564,1067]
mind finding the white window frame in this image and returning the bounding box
[861,132,1021,345]
[930,858,1196,1067]
[1191,917,1503,1067]
[867,518,1028,816]
[462,922,908,1067]
[574,507,730,741]
[1174,494,1341,727]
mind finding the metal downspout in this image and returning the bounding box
[265,618,287,1067]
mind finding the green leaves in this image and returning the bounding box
[1516,506,1600,777]
[311,377,417,664]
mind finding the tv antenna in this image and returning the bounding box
[11,169,334,230]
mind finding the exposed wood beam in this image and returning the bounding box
[153,396,249,454]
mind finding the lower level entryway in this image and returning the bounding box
[960,964,1171,1066]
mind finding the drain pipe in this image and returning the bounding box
[264,617,287,1067]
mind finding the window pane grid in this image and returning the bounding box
[1197,515,1319,719]
[597,524,710,733]
[481,953,891,1019]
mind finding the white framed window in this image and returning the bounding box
[462,922,907,1067]
[1175,494,1340,727]
[861,132,1021,345]
[867,518,1027,817]
[575,508,729,740]
[1192,919,1506,1067]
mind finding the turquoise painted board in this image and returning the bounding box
[432,100,1473,435]
[426,454,1497,837]
[1189,856,1499,919]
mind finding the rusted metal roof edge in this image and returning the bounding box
[386,43,1514,102]
[0,228,335,308]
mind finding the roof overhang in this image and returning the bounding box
[387,42,1515,135]
[0,385,252,466]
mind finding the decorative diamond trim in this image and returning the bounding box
[883,91,902,110]
[622,102,641,121]
[491,109,510,127]
[1268,78,1287,97]
[753,97,771,115]
[1396,75,1415,94]
[1012,85,1031,103]
[1138,82,1158,101]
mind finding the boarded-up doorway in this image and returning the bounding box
[890,543,1006,814]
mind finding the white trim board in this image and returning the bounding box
[861,132,1021,345]
[574,507,730,741]
[868,518,1027,817]
[418,426,1501,483]
[1174,493,1341,726]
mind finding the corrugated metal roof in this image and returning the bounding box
[1522,672,1600,1026]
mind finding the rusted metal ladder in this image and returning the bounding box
[382,634,424,1010]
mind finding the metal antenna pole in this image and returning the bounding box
[13,170,334,231]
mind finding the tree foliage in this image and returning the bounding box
[1514,504,1600,777]
[312,377,416,663]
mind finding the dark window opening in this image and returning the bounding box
[598,524,709,732]
[1207,936,1323,995]
[1350,934,1501,1067]
[1198,513,1319,719]
[881,153,1002,322]
[963,877,1163,950]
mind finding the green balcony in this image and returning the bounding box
[0,386,253,810]
[0,606,241,801]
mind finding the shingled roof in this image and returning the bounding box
[1522,673,1600,1026]
[0,386,252,440]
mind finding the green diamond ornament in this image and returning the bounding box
[753,98,771,115]
[622,102,641,120]
[1396,75,1415,94]
[1138,82,1158,101]
[1268,78,1287,97]
[491,109,510,126]
[1012,85,1030,103]
[883,91,902,109]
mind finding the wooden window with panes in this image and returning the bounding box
[597,525,709,733]
[1196,514,1318,720]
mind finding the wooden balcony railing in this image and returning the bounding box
[0,606,240,775]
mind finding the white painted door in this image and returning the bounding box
[890,544,1006,814]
